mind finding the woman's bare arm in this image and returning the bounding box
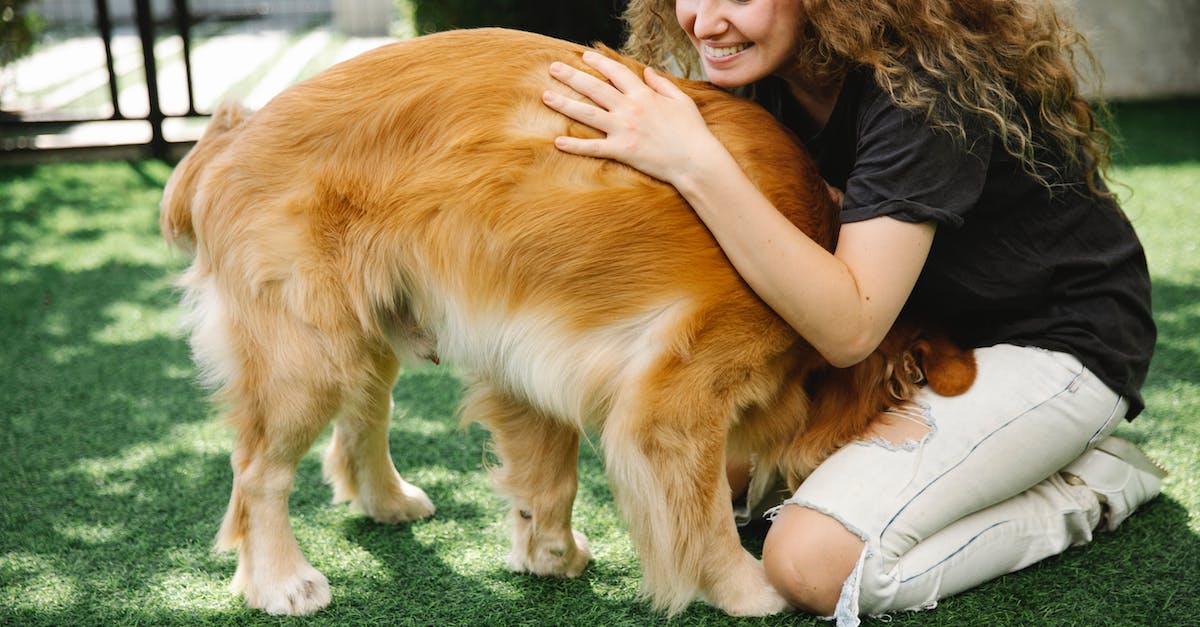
[544,52,933,366]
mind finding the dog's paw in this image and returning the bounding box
[715,585,790,617]
[241,564,331,616]
[508,529,592,578]
[559,530,593,578]
[363,479,436,524]
[702,555,791,617]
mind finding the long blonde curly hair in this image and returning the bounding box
[622,0,1114,194]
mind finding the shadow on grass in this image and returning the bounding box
[0,161,234,622]
[4,156,1197,625]
[890,495,1200,626]
[1146,276,1200,388]
[0,165,209,480]
[0,155,665,624]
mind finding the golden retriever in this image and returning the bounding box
[160,27,974,617]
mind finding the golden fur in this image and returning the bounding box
[161,28,973,617]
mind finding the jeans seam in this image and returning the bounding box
[881,374,1082,536]
[896,520,1009,584]
[1084,395,1127,450]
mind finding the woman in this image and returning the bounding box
[541,0,1165,624]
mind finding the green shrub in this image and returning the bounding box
[0,0,43,67]
[412,0,628,47]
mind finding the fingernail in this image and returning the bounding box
[582,51,599,62]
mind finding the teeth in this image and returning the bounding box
[705,43,751,58]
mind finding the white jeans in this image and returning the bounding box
[779,344,1127,626]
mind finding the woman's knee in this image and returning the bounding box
[762,503,864,616]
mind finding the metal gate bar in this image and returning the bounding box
[0,0,206,162]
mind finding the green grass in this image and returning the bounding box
[1,100,1198,626]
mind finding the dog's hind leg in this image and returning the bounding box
[463,382,592,578]
[207,302,364,615]
[322,345,435,523]
[601,368,791,617]
[217,377,338,615]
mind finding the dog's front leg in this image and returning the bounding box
[601,380,791,617]
[463,383,592,578]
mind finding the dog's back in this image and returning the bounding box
[161,28,965,617]
[171,28,834,433]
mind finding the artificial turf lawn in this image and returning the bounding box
[1,99,1197,625]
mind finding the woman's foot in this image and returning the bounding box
[1061,436,1167,531]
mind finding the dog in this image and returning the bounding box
[160,27,975,617]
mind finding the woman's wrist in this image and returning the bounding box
[668,136,740,207]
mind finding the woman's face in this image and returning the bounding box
[675,0,804,88]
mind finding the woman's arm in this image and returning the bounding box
[544,53,934,366]
[677,151,934,366]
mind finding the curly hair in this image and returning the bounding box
[622,0,1114,195]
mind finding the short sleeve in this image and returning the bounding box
[839,84,992,229]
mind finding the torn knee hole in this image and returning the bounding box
[864,404,933,449]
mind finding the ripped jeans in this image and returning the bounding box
[778,344,1127,626]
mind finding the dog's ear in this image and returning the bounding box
[914,335,977,397]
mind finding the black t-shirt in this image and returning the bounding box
[752,69,1155,419]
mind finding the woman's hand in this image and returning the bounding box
[544,54,929,367]
[543,51,724,186]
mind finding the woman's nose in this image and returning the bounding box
[689,0,729,40]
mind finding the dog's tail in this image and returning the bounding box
[160,100,252,253]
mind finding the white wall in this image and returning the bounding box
[1057,0,1200,99]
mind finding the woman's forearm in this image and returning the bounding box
[672,146,931,367]
[538,52,932,363]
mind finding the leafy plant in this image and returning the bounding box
[0,0,43,68]
[411,0,627,47]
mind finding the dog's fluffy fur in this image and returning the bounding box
[161,28,975,617]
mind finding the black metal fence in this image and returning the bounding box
[0,0,369,162]
[0,0,628,163]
